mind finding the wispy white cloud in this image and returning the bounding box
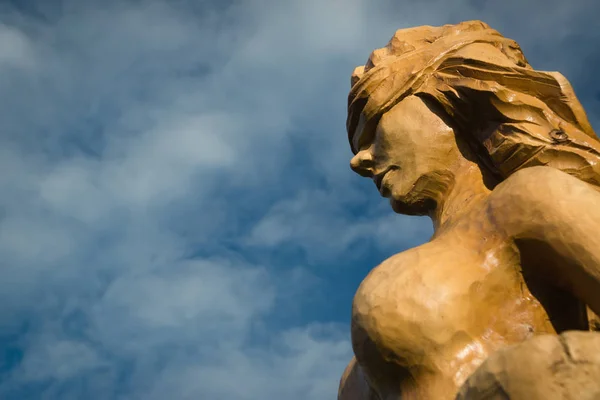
[0,0,597,398]
[246,188,431,263]
[0,23,35,68]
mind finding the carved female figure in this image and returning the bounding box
[340,21,600,399]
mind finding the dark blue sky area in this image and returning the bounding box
[0,0,598,398]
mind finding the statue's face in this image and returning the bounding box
[350,95,460,215]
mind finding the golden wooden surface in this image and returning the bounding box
[340,21,600,400]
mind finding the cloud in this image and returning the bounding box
[17,339,106,382]
[0,0,597,399]
[138,324,351,400]
[0,23,35,68]
[246,188,431,263]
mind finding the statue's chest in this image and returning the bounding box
[351,238,529,365]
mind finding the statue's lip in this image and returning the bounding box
[373,167,397,194]
[373,171,386,190]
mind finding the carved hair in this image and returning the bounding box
[347,21,600,186]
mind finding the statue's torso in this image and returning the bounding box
[350,199,585,399]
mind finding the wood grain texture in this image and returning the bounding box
[340,21,600,400]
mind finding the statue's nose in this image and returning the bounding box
[350,150,374,177]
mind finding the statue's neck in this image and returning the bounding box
[430,162,493,233]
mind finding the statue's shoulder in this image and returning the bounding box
[487,166,600,230]
[503,165,580,184]
[491,166,595,204]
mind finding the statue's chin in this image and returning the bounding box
[390,196,434,216]
[388,172,450,216]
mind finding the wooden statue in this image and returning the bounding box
[340,20,600,400]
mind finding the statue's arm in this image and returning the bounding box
[488,166,600,315]
[338,356,374,400]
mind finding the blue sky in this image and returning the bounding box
[0,0,598,398]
